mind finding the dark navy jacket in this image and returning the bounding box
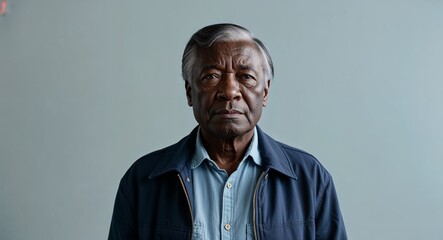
[108,126,347,239]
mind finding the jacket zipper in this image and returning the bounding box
[252,171,268,240]
[178,174,194,240]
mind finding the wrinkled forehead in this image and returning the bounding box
[195,40,265,67]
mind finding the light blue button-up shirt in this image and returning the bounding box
[190,128,262,240]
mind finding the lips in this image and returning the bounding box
[211,108,244,120]
[215,109,243,115]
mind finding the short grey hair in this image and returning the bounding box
[181,23,274,82]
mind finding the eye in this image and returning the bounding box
[200,73,221,86]
[237,74,257,87]
[238,73,256,80]
[240,74,254,80]
[202,74,219,80]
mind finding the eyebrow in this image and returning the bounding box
[201,64,257,72]
[201,65,219,72]
[238,64,256,71]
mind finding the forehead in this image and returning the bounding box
[195,40,264,67]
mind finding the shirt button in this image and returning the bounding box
[224,223,231,231]
[226,183,232,189]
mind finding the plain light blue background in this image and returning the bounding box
[1,1,442,239]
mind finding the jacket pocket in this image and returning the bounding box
[257,219,315,239]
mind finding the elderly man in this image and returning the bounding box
[108,23,347,239]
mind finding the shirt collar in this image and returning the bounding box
[148,126,297,180]
[190,127,261,169]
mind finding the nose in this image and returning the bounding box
[216,73,241,101]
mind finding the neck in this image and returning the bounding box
[200,129,254,175]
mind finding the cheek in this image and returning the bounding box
[193,91,213,112]
[244,97,265,122]
[246,90,266,109]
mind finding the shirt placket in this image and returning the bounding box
[221,172,237,240]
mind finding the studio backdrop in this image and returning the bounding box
[1,1,442,239]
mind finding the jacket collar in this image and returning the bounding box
[256,126,298,180]
[149,126,298,180]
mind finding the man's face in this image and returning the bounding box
[185,40,270,139]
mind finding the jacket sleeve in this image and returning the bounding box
[315,176,347,240]
[108,177,138,240]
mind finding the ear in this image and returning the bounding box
[262,79,271,107]
[185,80,193,106]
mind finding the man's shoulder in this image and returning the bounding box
[277,141,319,164]
[133,138,187,171]
[133,143,179,167]
[258,128,320,165]
[258,128,331,180]
[273,139,334,186]
[123,129,197,180]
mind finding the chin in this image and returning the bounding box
[212,124,253,139]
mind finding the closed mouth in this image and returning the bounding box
[215,109,243,115]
